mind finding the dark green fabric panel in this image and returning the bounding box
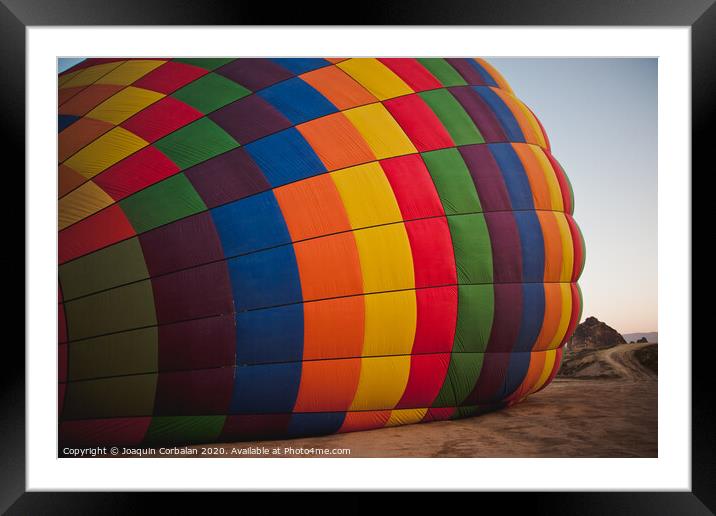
[59,237,149,300]
[120,174,207,233]
[422,148,482,215]
[453,284,494,353]
[172,72,251,114]
[172,58,235,71]
[432,353,484,408]
[153,117,239,170]
[68,327,158,381]
[64,280,157,341]
[419,89,484,146]
[447,213,493,284]
[144,416,226,446]
[62,374,157,419]
[417,58,467,87]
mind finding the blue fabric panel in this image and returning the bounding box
[270,58,331,75]
[474,86,525,143]
[467,60,499,87]
[514,210,545,283]
[245,128,327,187]
[59,114,79,131]
[287,412,346,438]
[502,351,532,399]
[227,245,303,311]
[514,283,546,352]
[230,362,302,414]
[258,77,337,124]
[211,190,291,256]
[236,304,304,365]
[488,143,535,211]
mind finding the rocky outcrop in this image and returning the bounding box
[567,316,626,352]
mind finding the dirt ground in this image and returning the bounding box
[146,378,657,458]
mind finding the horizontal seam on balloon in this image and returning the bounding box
[60,280,579,345]
[59,206,573,303]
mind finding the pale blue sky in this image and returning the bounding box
[58,58,658,333]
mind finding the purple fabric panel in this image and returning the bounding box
[484,211,523,283]
[449,86,507,142]
[445,58,488,86]
[153,367,235,415]
[139,212,225,276]
[459,144,512,212]
[463,352,511,405]
[215,59,293,91]
[486,283,523,354]
[185,147,270,208]
[152,261,234,325]
[208,95,292,145]
[158,314,236,371]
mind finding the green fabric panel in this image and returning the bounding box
[59,237,149,300]
[447,213,493,284]
[153,117,239,170]
[422,148,482,215]
[432,353,484,408]
[120,174,207,233]
[62,373,157,419]
[417,58,467,87]
[65,280,157,341]
[419,89,484,146]
[172,72,251,114]
[144,416,226,446]
[68,327,158,381]
[172,58,235,71]
[453,284,494,353]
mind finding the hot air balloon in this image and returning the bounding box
[58,57,585,448]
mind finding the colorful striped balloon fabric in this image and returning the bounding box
[58,57,585,447]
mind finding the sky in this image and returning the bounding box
[58,57,658,334]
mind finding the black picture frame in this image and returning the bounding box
[8,0,710,512]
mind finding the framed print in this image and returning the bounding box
[9,0,712,512]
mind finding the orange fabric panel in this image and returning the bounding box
[324,58,349,64]
[506,351,546,404]
[59,85,125,117]
[59,87,83,105]
[474,58,513,94]
[300,66,377,110]
[537,210,564,282]
[338,410,391,433]
[296,112,376,171]
[58,164,86,197]
[293,358,361,412]
[512,143,552,210]
[58,118,114,162]
[302,296,365,360]
[293,232,363,301]
[273,173,353,241]
[533,283,563,351]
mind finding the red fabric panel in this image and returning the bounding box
[94,146,180,201]
[58,302,68,344]
[412,286,458,354]
[121,96,203,143]
[58,204,136,264]
[404,218,457,288]
[383,94,454,152]
[132,61,208,94]
[564,283,582,343]
[397,352,451,409]
[153,367,235,415]
[545,151,573,214]
[566,214,584,281]
[380,154,445,220]
[59,418,152,447]
[220,414,291,441]
[378,58,442,91]
[158,314,236,371]
[422,407,455,422]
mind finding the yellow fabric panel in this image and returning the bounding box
[59,62,126,89]
[514,98,547,149]
[58,69,82,88]
[530,146,564,212]
[58,181,114,230]
[386,408,428,427]
[349,355,411,411]
[95,59,167,86]
[353,223,415,293]
[549,284,573,349]
[337,58,413,100]
[474,58,514,94]
[330,162,403,229]
[85,86,164,125]
[528,350,557,394]
[363,290,417,356]
[63,127,148,179]
[343,103,417,159]
[555,214,575,282]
